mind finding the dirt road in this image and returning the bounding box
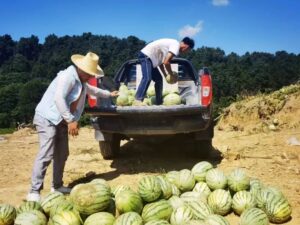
[0,125,299,224]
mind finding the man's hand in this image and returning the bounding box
[68,121,79,137]
[110,91,119,97]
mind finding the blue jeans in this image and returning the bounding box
[135,52,163,105]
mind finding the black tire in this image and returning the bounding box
[99,137,120,159]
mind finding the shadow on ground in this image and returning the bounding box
[69,138,223,187]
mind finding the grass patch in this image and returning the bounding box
[0,128,15,134]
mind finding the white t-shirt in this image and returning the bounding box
[141,38,180,68]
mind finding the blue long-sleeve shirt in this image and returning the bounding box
[35,65,110,125]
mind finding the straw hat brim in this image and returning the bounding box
[71,54,104,77]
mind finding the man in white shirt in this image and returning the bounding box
[27,52,118,202]
[134,37,194,105]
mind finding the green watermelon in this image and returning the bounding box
[168,196,185,211]
[40,192,65,216]
[156,176,173,200]
[49,199,74,218]
[70,182,111,215]
[232,191,256,215]
[170,205,193,225]
[51,210,82,225]
[112,185,132,197]
[0,204,16,225]
[187,201,213,220]
[204,214,230,225]
[265,196,292,223]
[138,176,162,203]
[114,212,143,225]
[144,220,170,225]
[84,212,115,225]
[205,169,227,190]
[17,201,43,214]
[191,161,213,182]
[207,189,232,216]
[175,169,195,192]
[227,168,250,192]
[165,171,179,185]
[192,182,211,198]
[180,191,207,204]
[142,200,173,223]
[240,208,269,225]
[115,190,143,214]
[14,210,47,225]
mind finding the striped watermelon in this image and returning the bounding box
[51,210,82,225]
[17,201,43,214]
[191,161,213,182]
[171,184,181,196]
[204,214,230,225]
[232,191,256,215]
[90,178,111,192]
[205,169,227,190]
[265,196,292,223]
[84,212,115,225]
[40,192,65,216]
[112,185,132,197]
[193,182,211,198]
[185,220,208,225]
[174,169,195,192]
[227,168,250,192]
[0,204,16,225]
[144,220,170,225]
[256,187,278,210]
[70,182,111,215]
[142,199,173,223]
[265,186,284,198]
[49,199,74,218]
[138,176,162,202]
[170,205,193,225]
[240,208,269,225]
[14,210,47,225]
[187,201,213,220]
[115,190,143,214]
[165,171,179,185]
[114,212,143,225]
[249,178,263,198]
[180,191,207,204]
[106,198,117,216]
[168,196,185,210]
[207,189,232,216]
[156,176,173,199]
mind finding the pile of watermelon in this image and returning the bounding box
[115,84,183,106]
[0,161,292,225]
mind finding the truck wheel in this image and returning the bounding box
[99,138,120,159]
[194,140,212,158]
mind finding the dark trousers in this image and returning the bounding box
[135,52,163,105]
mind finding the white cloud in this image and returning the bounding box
[178,21,204,38]
[212,0,229,6]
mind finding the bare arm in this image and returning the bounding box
[163,52,175,75]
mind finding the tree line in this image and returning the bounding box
[0,33,299,128]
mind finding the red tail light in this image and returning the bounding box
[88,77,97,107]
[200,69,212,106]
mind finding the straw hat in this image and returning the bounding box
[71,52,104,77]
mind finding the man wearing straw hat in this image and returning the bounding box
[27,52,118,202]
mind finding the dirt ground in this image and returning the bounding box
[0,84,299,224]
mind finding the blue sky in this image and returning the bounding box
[1,0,299,55]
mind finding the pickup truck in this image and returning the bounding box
[86,58,214,159]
